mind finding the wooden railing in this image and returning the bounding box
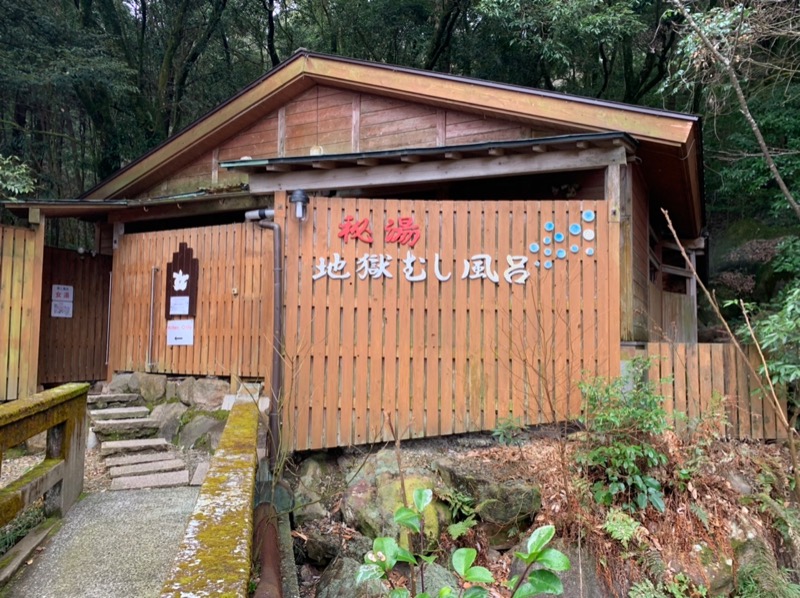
[161,402,259,597]
[0,383,89,527]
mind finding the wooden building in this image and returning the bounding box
[2,52,782,447]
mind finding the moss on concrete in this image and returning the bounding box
[160,403,258,597]
[0,384,89,438]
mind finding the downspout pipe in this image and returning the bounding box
[245,208,282,470]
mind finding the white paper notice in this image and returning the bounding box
[167,319,194,346]
[51,301,73,318]
[170,296,190,315]
[52,284,74,302]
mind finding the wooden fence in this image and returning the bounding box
[38,248,112,384]
[0,223,45,401]
[279,196,617,450]
[643,342,786,440]
[109,222,274,380]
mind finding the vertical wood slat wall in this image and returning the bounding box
[280,196,614,451]
[109,222,274,381]
[645,342,786,440]
[38,248,112,384]
[0,223,45,401]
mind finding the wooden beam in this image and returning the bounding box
[488,148,505,156]
[266,164,293,172]
[356,158,379,166]
[108,195,271,223]
[400,155,422,163]
[312,161,337,170]
[531,145,547,153]
[444,152,463,160]
[249,146,627,194]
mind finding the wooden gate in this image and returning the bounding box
[38,247,112,384]
[109,222,274,380]
[0,223,45,401]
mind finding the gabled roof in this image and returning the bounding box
[82,51,703,233]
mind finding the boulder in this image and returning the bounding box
[342,449,450,544]
[191,377,230,410]
[415,562,458,596]
[151,402,188,443]
[165,380,178,402]
[315,556,386,598]
[304,530,339,567]
[178,414,226,450]
[177,377,195,406]
[133,372,167,403]
[108,373,135,393]
[293,456,343,526]
[435,458,540,527]
[510,538,606,598]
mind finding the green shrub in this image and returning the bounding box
[577,358,669,513]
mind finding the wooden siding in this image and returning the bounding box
[649,282,696,343]
[109,223,274,380]
[0,223,45,401]
[38,248,112,384]
[644,343,786,440]
[279,195,616,451]
[139,85,562,200]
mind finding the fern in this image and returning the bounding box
[603,508,641,548]
[637,548,666,584]
[628,579,667,598]
[447,515,477,540]
[690,503,710,531]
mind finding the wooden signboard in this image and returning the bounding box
[165,243,199,319]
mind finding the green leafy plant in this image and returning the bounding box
[602,508,641,549]
[577,358,669,512]
[492,416,525,446]
[357,522,570,597]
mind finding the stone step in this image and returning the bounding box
[93,418,160,434]
[108,458,187,478]
[87,393,144,408]
[110,469,189,491]
[190,461,210,486]
[100,438,171,457]
[89,406,150,421]
[103,452,177,468]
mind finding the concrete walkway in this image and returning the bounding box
[1,487,199,598]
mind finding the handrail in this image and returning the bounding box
[0,383,89,527]
[161,401,259,597]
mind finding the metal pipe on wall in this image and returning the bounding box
[146,266,158,372]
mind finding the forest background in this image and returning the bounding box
[2,0,800,318]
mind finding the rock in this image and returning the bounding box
[342,450,450,544]
[724,471,754,496]
[90,381,105,394]
[108,373,134,393]
[510,538,606,598]
[25,431,47,452]
[415,562,457,596]
[315,556,386,598]
[435,458,540,527]
[178,414,226,450]
[191,377,229,410]
[150,402,188,442]
[177,377,195,406]
[293,457,334,526]
[304,530,340,567]
[133,372,167,403]
[165,380,178,401]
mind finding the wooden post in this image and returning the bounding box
[606,163,623,377]
[618,165,634,342]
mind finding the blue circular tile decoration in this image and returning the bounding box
[544,248,552,257]
[534,260,541,267]
[586,247,595,256]
[570,245,579,253]
[529,242,539,253]
[569,223,581,235]
[556,249,566,259]
[544,221,555,231]
[543,237,552,245]
[582,210,595,223]
[544,260,553,269]
[554,232,565,242]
